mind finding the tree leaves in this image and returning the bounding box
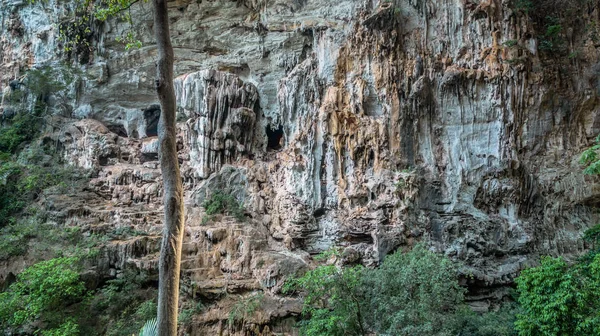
[286,245,471,336]
[0,257,86,333]
[515,255,600,335]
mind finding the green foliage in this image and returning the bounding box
[228,293,264,328]
[0,110,42,154]
[580,135,600,175]
[94,0,142,22]
[96,270,158,336]
[0,217,38,260]
[510,0,589,56]
[503,40,519,47]
[515,255,600,335]
[179,300,204,326]
[285,245,474,336]
[109,225,147,239]
[0,146,88,227]
[25,66,72,100]
[202,190,245,222]
[513,0,534,13]
[0,257,86,334]
[28,0,146,55]
[454,304,520,336]
[363,244,466,335]
[95,0,147,50]
[139,317,158,336]
[539,20,564,52]
[0,214,98,262]
[284,263,365,336]
[583,223,600,247]
[41,318,80,336]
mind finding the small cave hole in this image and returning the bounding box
[107,124,128,138]
[140,153,158,163]
[98,156,109,166]
[143,104,161,138]
[313,208,326,218]
[266,125,284,150]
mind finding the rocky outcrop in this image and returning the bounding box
[2,0,600,334]
[176,70,260,179]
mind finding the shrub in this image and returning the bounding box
[179,300,205,326]
[580,134,600,175]
[228,293,264,328]
[515,255,600,335]
[0,110,42,154]
[0,145,89,227]
[0,217,38,260]
[363,244,466,335]
[284,263,366,336]
[285,245,473,336]
[454,303,519,336]
[105,299,157,336]
[202,190,245,222]
[94,269,158,336]
[40,318,80,336]
[513,0,534,14]
[0,257,86,333]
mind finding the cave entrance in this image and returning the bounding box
[107,124,128,137]
[266,125,284,150]
[144,104,160,137]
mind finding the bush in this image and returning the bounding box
[0,145,89,228]
[40,318,80,336]
[285,245,479,336]
[284,261,365,336]
[0,110,42,154]
[363,244,466,335]
[105,299,157,336]
[0,257,86,334]
[179,300,205,326]
[94,269,158,336]
[0,217,38,260]
[202,190,245,222]
[455,304,519,336]
[515,254,600,335]
[580,134,600,175]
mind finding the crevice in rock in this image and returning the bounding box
[107,124,128,138]
[143,104,160,138]
[266,125,284,151]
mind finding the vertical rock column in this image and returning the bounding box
[175,70,259,179]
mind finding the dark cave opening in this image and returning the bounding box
[144,104,160,137]
[266,125,284,150]
[107,124,128,138]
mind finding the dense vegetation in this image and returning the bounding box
[284,246,518,336]
[0,257,86,336]
[0,68,158,336]
[514,225,600,336]
[286,228,600,336]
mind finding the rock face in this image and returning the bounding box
[2,0,600,334]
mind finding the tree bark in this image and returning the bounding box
[153,2,184,336]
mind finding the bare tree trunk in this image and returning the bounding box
[153,2,184,335]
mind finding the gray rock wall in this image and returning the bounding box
[2,0,600,333]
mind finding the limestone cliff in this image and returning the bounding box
[1,0,600,334]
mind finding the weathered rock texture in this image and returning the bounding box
[2,0,600,333]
